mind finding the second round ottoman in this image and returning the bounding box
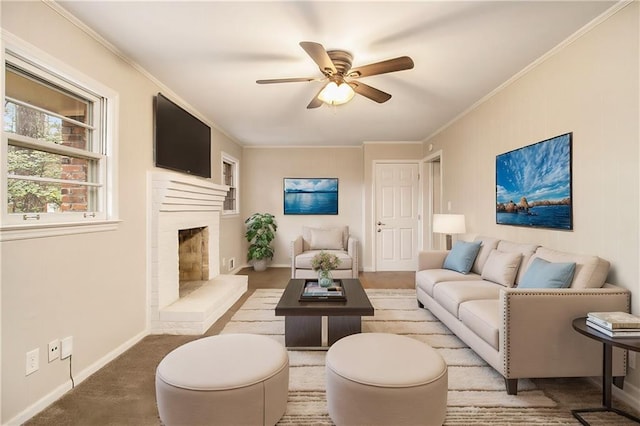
[326,332,448,426]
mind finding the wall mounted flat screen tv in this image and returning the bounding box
[154,92,211,178]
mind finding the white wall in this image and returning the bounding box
[425,2,640,400]
[0,2,244,422]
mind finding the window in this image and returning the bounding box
[222,153,238,215]
[2,46,116,238]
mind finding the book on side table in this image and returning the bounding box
[586,311,640,338]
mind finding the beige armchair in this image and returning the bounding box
[291,226,358,279]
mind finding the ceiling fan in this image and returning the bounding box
[256,41,414,109]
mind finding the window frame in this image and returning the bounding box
[221,152,239,216]
[1,33,119,241]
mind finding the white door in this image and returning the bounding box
[375,163,420,271]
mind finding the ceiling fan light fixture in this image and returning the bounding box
[317,81,355,106]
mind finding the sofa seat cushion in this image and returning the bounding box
[459,300,500,350]
[433,281,501,318]
[416,269,481,297]
[295,250,353,270]
[529,247,609,289]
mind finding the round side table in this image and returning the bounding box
[571,317,640,425]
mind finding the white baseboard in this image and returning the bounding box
[7,330,147,426]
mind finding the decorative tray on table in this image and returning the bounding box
[299,279,346,302]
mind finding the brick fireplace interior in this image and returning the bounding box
[178,227,209,297]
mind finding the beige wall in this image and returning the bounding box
[425,3,639,400]
[0,2,244,422]
[219,135,245,273]
[241,147,364,269]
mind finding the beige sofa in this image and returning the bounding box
[416,236,630,395]
[291,226,358,279]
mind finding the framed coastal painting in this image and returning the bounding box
[283,178,338,215]
[495,133,573,230]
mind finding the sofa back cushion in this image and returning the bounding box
[302,226,349,251]
[481,249,522,287]
[496,240,539,284]
[526,247,610,289]
[471,236,500,274]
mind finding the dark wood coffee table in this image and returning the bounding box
[275,278,374,348]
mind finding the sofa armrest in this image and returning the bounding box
[291,236,303,278]
[499,285,630,379]
[347,237,358,277]
[417,250,448,271]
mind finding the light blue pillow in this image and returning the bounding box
[519,257,576,288]
[443,241,482,274]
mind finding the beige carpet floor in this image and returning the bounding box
[25,268,639,425]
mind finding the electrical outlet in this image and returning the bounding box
[222,258,226,266]
[26,348,39,375]
[61,336,73,359]
[629,351,637,369]
[48,339,60,363]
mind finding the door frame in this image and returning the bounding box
[421,150,444,250]
[371,160,421,271]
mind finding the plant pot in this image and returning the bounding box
[253,259,268,272]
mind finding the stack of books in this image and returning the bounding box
[586,311,640,338]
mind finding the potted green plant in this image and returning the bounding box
[244,212,278,272]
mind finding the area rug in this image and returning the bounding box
[219,289,622,425]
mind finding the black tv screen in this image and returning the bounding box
[154,93,211,178]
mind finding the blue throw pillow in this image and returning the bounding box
[519,257,576,288]
[442,241,482,274]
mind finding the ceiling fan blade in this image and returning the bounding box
[256,77,317,84]
[348,56,414,78]
[306,84,327,109]
[300,41,337,76]
[350,81,392,103]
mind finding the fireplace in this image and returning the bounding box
[149,172,247,334]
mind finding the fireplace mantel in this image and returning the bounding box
[148,171,247,334]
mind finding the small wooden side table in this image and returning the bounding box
[571,317,640,425]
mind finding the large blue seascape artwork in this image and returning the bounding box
[284,178,338,215]
[496,133,572,230]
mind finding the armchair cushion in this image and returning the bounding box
[309,228,344,250]
[302,226,349,251]
[294,250,353,271]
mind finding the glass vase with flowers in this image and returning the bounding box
[311,251,341,287]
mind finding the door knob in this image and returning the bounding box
[377,221,386,226]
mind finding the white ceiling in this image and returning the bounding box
[57,1,617,147]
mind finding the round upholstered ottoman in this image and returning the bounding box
[155,333,289,426]
[326,333,447,426]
